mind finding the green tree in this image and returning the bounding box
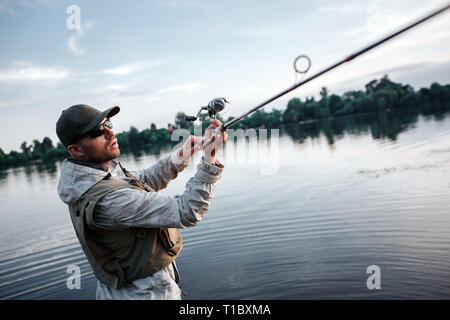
[128,126,141,149]
[41,137,54,159]
[318,87,330,119]
[365,79,378,94]
[31,139,43,160]
[175,112,190,129]
[250,110,266,127]
[0,148,6,167]
[20,142,32,160]
[329,94,344,116]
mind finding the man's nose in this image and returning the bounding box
[104,126,115,138]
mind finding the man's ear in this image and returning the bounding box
[67,143,85,158]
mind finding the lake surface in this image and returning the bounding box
[1,110,449,299]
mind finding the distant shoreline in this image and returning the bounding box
[1,76,449,171]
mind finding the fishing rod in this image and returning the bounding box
[186,2,450,135]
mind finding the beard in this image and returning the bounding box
[82,138,121,164]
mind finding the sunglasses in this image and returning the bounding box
[87,119,113,139]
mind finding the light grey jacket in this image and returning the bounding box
[57,151,224,300]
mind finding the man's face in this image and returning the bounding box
[73,118,120,165]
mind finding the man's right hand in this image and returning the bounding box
[203,119,227,165]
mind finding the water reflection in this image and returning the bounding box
[0,160,60,182]
[282,109,431,147]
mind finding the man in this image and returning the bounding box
[56,104,227,300]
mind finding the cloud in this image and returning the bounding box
[0,63,70,85]
[103,59,167,77]
[0,0,18,15]
[0,0,51,15]
[93,82,206,106]
[234,22,294,38]
[154,82,206,95]
[18,0,51,8]
[155,0,219,11]
[317,1,360,15]
[99,84,130,92]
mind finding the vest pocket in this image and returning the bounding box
[159,228,182,256]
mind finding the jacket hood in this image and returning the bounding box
[57,159,119,205]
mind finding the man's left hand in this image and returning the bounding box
[177,135,203,163]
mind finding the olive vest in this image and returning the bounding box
[68,163,183,289]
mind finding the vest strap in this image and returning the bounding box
[172,262,186,296]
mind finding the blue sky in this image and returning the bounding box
[0,0,449,152]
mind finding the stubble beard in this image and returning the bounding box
[83,140,120,164]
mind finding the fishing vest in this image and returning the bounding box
[68,163,183,289]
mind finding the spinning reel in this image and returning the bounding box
[185,97,230,122]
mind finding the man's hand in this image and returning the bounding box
[177,135,203,164]
[203,119,228,165]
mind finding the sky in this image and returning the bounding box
[0,0,449,152]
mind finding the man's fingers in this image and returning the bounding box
[190,138,203,155]
[206,119,223,131]
[178,136,204,161]
[182,129,224,160]
[202,135,215,149]
[185,136,202,148]
[222,131,228,143]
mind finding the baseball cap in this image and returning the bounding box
[56,104,120,147]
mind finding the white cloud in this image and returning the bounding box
[317,1,360,14]
[0,0,51,15]
[18,0,51,8]
[0,63,70,84]
[234,22,294,38]
[155,82,206,95]
[103,59,167,76]
[155,0,219,11]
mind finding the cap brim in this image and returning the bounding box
[105,105,120,118]
[81,106,120,134]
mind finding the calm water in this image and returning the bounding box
[1,110,449,300]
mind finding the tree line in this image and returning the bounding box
[1,76,449,169]
[226,75,450,129]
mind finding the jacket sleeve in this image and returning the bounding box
[93,157,223,229]
[129,151,188,192]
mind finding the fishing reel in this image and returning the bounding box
[186,97,230,121]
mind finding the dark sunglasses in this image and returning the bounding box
[87,119,113,139]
